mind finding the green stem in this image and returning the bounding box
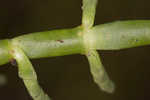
[85,50,115,93]
[82,0,115,93]
[0,40,12,65]
[1,0,150,99]
[82,0,97,28]
[1,20,150,65]
[12,27,85,59]
[10,43,50,100]
[0,20,150,96]
[91,20,150,50]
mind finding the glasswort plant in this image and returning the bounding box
[1,0,150,100]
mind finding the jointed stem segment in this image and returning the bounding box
[82,0,115,93]
[10,43,51,100]
[82,0,97,28]
[85,50,115,93]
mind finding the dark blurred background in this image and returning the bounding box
[0,0,150,100]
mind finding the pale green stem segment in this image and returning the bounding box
[12,27,84,59]
[0,40,12,65]
[10,44,51,100]
[92,20,150,50]
[82,0,98,28]
[1,20,150,95]
[82,0,114,93]
[0,20,150,66]
[86,50,115,93]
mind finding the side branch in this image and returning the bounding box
[82,0,98,28]
[85,50,115,93]
[10,43,51,100]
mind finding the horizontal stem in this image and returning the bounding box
[12,26,85,59]
[1,20,150,65]
[91,20,150,50]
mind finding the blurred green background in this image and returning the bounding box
[0,0,150,100]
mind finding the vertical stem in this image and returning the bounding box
[86,50,115,93]
[82,0,97,28]
[10,44,51,100]
[82,0,114,93]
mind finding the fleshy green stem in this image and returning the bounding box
[91,20,150,50]
[1,0,150,99]
[82,0,114,93]
[82,0,97,28]
[10,43,50,100]
[86,50,115,93]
